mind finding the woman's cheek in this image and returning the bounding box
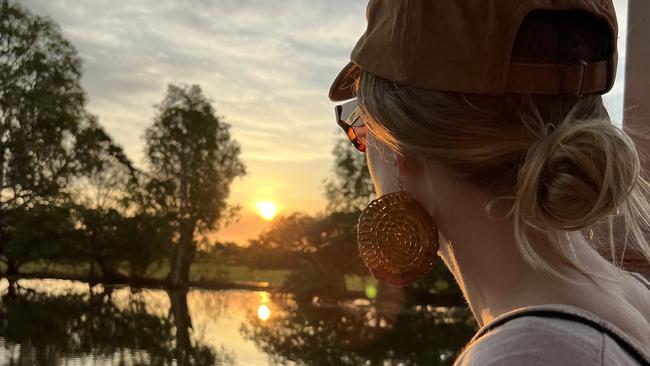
[365,133,400,197]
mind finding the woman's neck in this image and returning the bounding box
[433,187,622,328]
[413,162,648,343]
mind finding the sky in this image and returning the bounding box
[20,0,629,245]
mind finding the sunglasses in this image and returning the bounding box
[335,98,367,153]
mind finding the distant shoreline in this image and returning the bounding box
[0,272,278,292]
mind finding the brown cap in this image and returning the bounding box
[329,0,618,102]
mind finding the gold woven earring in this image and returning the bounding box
[357,171,439,287]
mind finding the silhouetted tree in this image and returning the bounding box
[0,1,133,272]
[250,211,366,301]
[73,207,172,282]
[119,213,174,281]
[1,204,172,282]
[0,1,125,210]
[70,116,138,211]
[74,207,125,280]
[323,139,375,213]
[144,84,246,287]
[2,204,81,273]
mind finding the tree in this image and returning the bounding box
[1,0,86,209]
[323,139,375,213]
[249,211,367,301]
[70,116,138,211]
[0,1,134,271]
[2,203,81,273]
[119,213,174,281]
[74,207,171,282]
[144,84,246,287]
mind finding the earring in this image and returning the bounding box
[356,162,439,287]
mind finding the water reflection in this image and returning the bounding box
[0,279,476,365]
[241,286,477,366]
[258,305,271,321]
[0,279,232,365]
[257,292,272,321]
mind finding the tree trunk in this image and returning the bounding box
[6,258,19,276]
[168,219,196,288]
[168,289,192,365]
[97,258,120,282]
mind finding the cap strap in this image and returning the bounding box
[506,60,609,96]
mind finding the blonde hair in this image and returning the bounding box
[354,9,650,282]
[356,70,650,281]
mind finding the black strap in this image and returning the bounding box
[475,309,650,366]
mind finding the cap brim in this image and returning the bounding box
[328,61,361,102]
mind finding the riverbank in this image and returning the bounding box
[0,261,288,291]
[0,260,380,293]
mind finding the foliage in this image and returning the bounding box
[144,84,246,286]
[240,244,299,270]
[1,204,81,272]
[250,212,319,252]
[0,1,136,274]
[1,204,172,281]
[0,1,128,210]
[76,207,173,281]
[323,139,375,213]
[248,211,367,301]
[120,213,174,280]
[69,116,138,211]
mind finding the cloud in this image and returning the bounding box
[21,0,367,168]
[22,0,630,161]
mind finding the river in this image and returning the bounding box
[0,278,476,365]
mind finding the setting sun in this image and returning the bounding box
[256,201,278,221]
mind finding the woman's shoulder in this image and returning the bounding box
[454,312,602,366]
[453,304,647,366]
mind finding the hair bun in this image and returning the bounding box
[516,119,639,230]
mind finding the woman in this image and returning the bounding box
[330,1,650,365]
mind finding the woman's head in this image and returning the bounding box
[354,10,650,279]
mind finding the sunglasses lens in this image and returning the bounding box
[336,99,367,152]
[339,99,358,123]
[351,124,367,152]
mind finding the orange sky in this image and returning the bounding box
[212,157,333,245]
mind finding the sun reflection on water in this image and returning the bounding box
[257,292,271,321]
[257,304,271,321]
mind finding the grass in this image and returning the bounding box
[18,260,91,276]
[215,265,290,285]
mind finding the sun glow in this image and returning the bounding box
[256,201,277,220]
